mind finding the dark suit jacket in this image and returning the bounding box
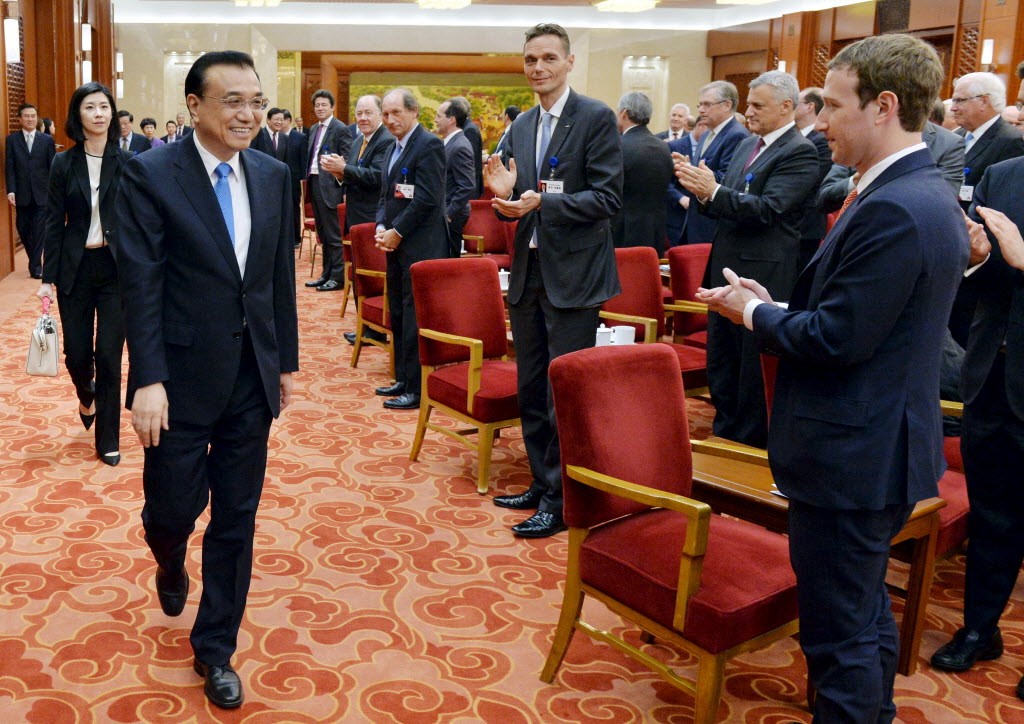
[754,149,968,509]
[665,133,696,246]
[286,129,307,190]
[679,117,748,245]
[250,127,273,157]
[444,130,475,221]
[500,89,622,308]
[959,116,1024,212]
[124,133,151,155]
[492,128,510,157]
[612,125,674,255]
[375,124,448,265]
[115,135,299,425]
[340,124,393,228]
[798,129,833,241]
[963,157,1024,417]
[702,126,821,298]
[656,129,687,142]
[5,131,56,206]
[463,120,483,198]
[42,143,130,292]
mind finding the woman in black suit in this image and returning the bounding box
[37,83,129,466]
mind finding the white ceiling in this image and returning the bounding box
[114,0,865,31]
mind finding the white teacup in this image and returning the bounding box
[498,270,510,291]
[610,325,636,345]
[595,325,612,347]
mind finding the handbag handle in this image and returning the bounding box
[41,296,50,315]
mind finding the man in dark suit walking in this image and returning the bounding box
[436,98,476,258]
[5,103,56,278]
[115,50,298,710]
[117,111,152,154]
[699,34,967,721]
[930,157,1024,701]
[611,91,673,256]
[676,69,820,448]
[374,88,448,410]
[676,81,748,246]
[303,89,351,292]
[484,23,621,538]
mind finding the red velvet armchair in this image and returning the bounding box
[409,257,520,494]
[544,344,799,723]
[348,222,394,378]
[666,243,712,349]
[462,199,512,269]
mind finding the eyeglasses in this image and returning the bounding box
[1016,101,1024,111]
[204,95,269,112]
[950,94,987,106]
[696,100,729,110]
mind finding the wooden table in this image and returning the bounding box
[690,451,945,676]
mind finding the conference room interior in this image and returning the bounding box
[2,0,1024,721]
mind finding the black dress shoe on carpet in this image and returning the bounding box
[316,280,342,291]
[383,392,420,410]
[98,451,120,467]
[344,331,357,345]
[1017,674,1024,701]
[194,659,244,709]
[511,511,567,538]
[931,627,1003,671]
[375,381,406,397]
[304,277,328,288]
[155,566,189,617]
[494,486,543,510]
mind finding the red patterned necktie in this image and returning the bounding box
[835,188,858,220]
[742,137,766,171]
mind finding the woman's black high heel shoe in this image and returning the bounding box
[79,404,96,430]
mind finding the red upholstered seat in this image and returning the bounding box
[543,344,799,723]
[935,468,969,557]
[667,244,711,348]
[409,257,521,494]
[602,247,709,396]
[463,199,513,269]
[349,223,394,377]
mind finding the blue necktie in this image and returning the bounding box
[536,112,553,174]
[214,163,235,246]
[964,131,975,153]
[388,142,402,175]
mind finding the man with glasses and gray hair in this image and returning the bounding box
[675,69,819,448]
[674,80,748,246]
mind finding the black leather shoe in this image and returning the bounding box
[375,381,406,397]
[1017,674,1024,701]
[98,452,120,467]
[304,277,328,288]
[383,392,420,410]
[155,566,189,617]
[316,280,342,291]
[930,628,1003,671]
[344,331,357,345]
[511,510,567,538]
[194,659,244,709]
[494,486,543,510]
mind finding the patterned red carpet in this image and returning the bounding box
[1,255,1023,722]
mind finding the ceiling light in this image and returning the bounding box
[234,0,283,7]
[3,17,18,64]
[417,0,472,8]
[716,0,776,4]
[595,0,657,11]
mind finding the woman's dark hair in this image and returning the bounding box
[64,82,119,144]
[41,118,55,135]
[140,117,157,131]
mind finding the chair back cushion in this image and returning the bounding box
[464,199,510,254]
[667,244,711,336]
[411,257,508,366]
[335,202,347,238]
[603,247,665,339]
[349,223,387,298]
[550,345,692,529]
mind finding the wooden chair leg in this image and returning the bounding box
[387,335,395,379]
[541,531,587,683]
[310,240,319,278]
[339,263,351,318]
[693,651,727,724]
[410,398,432,462]
[477,422,496,494]
[639,631,655,644]
[350,320,364,369]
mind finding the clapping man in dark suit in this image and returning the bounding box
[436,98,476,258]
[374,88,449,410]
[677,81,749,245]
[698,35,967,720]
[117,111,152,154]
[5,103,56,278]
[303,89,351,292]
[116,50,298,710]
[483,23,622,538]
[611,91,674,256]
[676,70,820,448]
[665,119,706,247]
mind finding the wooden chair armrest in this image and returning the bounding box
[691,438,770,467]
[463,234,485,256]
[598,311,658,343]
[940,399,963,417]
[665,300,709,315]
[356,268,386,279]
[567,464,711,631]
[419,328,484,408]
